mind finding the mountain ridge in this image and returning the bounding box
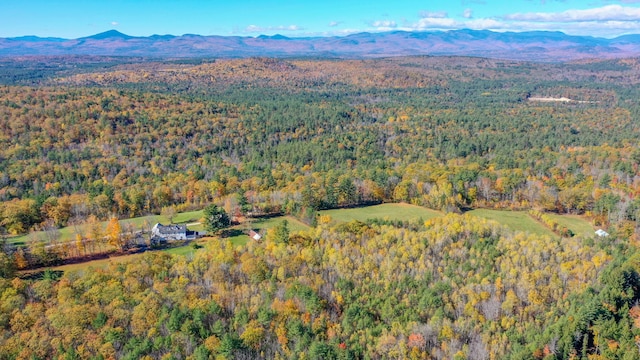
[3,29,640,61]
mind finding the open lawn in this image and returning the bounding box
[45,242,207,273]
[7,225,79,246]
[319,203,442,224]
[250,216,310,232]
[7,210,205,246]
[547,214,595,238]
[467,209,557,237]
[226,215,310,246]
[48,252,147,273]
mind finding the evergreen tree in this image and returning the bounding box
[203,204,231,234]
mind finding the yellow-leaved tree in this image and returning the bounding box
[106,217,123,251]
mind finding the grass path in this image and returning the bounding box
[466,209,556,237]
[547,213,595,238]
[46,243,205,273]
[319,203,442,224]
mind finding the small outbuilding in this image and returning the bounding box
[249,230,262,241]
[595,229,609,237]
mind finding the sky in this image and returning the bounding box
[3,0,640,39]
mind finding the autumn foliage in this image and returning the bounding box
[1,55,640,358]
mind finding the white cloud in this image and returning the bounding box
[111,21,119,26]
[372,20,397,28]
[419,11,448,18]
[397,4,640,37]
[465,18,506,29]
[330,28,363,35]
[243,24,304,33]
[504,5,640,22]
[412,17,460,30]
[248,4,640,38]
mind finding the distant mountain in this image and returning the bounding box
[7,35,67,42]
[2,29,640,61]
[79,30,135,40]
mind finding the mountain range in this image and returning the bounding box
[2,29,640,61]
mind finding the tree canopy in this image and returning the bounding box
[203,204,230,234]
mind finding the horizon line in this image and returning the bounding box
[3,28,635,41]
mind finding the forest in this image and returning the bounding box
[2,55,640,358]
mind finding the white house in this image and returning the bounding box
[151,223,206,242]
[152,223,189,241]
[595,229,609,237]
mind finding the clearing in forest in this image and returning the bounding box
[467,209,556,237]
[319,203,442,224]
[546,213,595,238]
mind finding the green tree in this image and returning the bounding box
[203,204,231,234]
[237,190,252,215]
[270,220,290,244]
[0,250,15,278]
[337,177,357,207]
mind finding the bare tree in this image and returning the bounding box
[468,334,489,360]
[161,205,177,224]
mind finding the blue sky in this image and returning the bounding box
[3,0,640,38]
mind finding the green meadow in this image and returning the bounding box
[466,209,557,237]
[546,213,595,238]
[319,203,442,224]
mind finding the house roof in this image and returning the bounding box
[595,229,609,237]
[249,230,262,240]
[154,223,187,235]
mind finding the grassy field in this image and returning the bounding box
[45,240,210,273]
[7,225,79,246]
[319,203,442,224]
[467,209,557,237]
[49,252,147,273]
[547,213,595,238]
[7,210,205,246]
[51,250,178,273]
[226,215,310,246]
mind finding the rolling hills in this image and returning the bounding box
[3,29,640,61]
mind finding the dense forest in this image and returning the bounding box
[0,215,639,359]
[2,57,640,233]
[2,55,640,358]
